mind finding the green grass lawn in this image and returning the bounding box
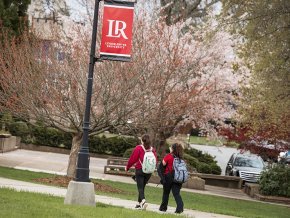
[0,166,289,218]
[0,188,179,218]
[94,179,290,218]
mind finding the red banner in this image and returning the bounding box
[100,1,135,62]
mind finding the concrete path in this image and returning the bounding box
[0,177,237,218]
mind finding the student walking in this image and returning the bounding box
[158,143,184,214]
[125,134,157,210]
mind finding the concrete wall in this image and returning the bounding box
[190,173,242,189]
[0,136,20,152]
[20,143,71,155]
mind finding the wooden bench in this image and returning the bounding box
[104,157,133,176]
[104,157,160,176]
[190,173,242,189]
[107,157,128,166]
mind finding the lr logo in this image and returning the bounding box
[106,20,128,39]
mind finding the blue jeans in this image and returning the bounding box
[159,173,183,213]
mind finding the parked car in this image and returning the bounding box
[278,150,290,164]
[225,153,265,183]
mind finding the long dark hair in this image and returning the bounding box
[141,134,151,149]
[171,143,183,159]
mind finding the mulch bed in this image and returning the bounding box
[254,193,290,206]
[33,176,130,194]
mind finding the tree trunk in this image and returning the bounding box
[150,129,169,159]
[66,132,83,178]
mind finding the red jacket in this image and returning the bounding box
[163,153,174,174]
[126,145,157,170]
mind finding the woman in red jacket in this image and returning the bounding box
[125,134,157,210]
[159,143,184,214]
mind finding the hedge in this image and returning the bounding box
[90,136,138,156]
[183,153,199,170]
[8,121,30,138]
[259,164,290,197]
[123,147,134,158]
[8,121,138,156]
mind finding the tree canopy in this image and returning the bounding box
[221,0,290,142]
[160,0,220,26]
[0,0,31,36]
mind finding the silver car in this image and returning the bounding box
[225,153,265,183]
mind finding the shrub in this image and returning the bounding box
[259,164,290,197]
[89,135,108,154]
[123,147,134,158]
[8,119,137,156]
[107,137,138,156]
[199,153,217,164]
[0,112,13,131]
[90,135,138,156]
[8,121,30,140]
[209,163,222,175]
[184,148,216,164]
[32,126,72,148]
[184,153,199,172]
[184,148,203,158]
[183,148,221,174]
[197,162,212,174]
[8,122,72,148]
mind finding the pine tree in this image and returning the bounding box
[0,0,31,36]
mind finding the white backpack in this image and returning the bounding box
[139,145,156,174]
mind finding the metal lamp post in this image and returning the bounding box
[64,0,101,206]
[75,0,101,182]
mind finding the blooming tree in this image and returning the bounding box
[118,11,240,154]
[0,28,143,176]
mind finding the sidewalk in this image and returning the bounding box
[0,177,237,218]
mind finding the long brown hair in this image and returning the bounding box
[171,143,183,159]
[141,134,151,149]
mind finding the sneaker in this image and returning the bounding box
[174,210,183,214]
[135,204,141,209]
[140,199,148,210]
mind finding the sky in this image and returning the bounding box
[65,0,159,22]
[66,0,88,22]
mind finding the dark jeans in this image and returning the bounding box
[159,173,183,213]
[135,169,151,203]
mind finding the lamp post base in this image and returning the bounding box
[64,180,95,206]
